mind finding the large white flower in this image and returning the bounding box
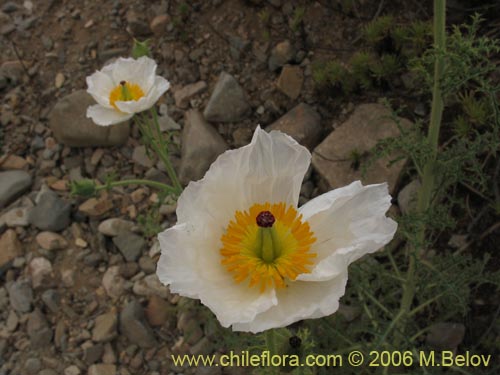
[157,127,397,333]
[86,56,170,126]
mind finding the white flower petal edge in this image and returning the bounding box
[297,181,398,282]
[176,126,311,228]
[86,70,115,108]
[157,127,310,327]
[86,104,134,126]
[115,76,170,114]
[233,274,348,333]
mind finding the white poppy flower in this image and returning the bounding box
[86,56,170,126]
[157,127,397,333]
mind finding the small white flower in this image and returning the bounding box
[157,127,397,333]
[86,56,170,126]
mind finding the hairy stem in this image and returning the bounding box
[396,0,446,345]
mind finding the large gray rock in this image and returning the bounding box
[312,103,410,194]
[0,170,32,208]
[266,103,322,150]
[29,190,71,231]
[49,90,130,147]
[119,299,157,348]
[203,72,250,123]
[179,110,228,184]
[112,231,145,262]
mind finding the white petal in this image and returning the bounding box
[115,76,170,113]
[86,104,133,126]
[297,182,397,282]
[111,56,157,93]
[86,70,115,107]
[158,222,277,327]
[232,273,348,333]
[176,127,311,231]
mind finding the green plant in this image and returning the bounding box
[349,51,374,89]
[290,6,305,33]
[363,15,394,45]
[312,61,355,94]
[371,54,401,84]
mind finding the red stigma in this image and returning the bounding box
[256,211,275,228]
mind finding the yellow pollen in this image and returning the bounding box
[220,202,316,292]
[109,81,145,110]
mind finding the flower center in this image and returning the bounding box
[109,80,145,110]
[220,202,317,292]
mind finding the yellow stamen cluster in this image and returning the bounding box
[109,81,145,110]
[220,202,316,292]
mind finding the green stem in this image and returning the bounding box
[96,179,177,194]
[394,0,446,346]
[150,108,183,194]
[135,110,183,196]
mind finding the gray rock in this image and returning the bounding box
[41,289,60,313]
[112,231,145,262]
[102,266,125,299]
[397,180,421,214]
[120,299,157,348]
[203,72,250,123]
[138,255,156,274]
[0,170,32,208]
[27,309,52,349]
[8,279,33,312]
[29,190,71,231]
[158,114,181,132]
[266,103,322,150]
[179,110,228,184]
[312,103,410,194]
[132,145,155,168]
[49,90,130,147]
[426,322,465,350]
[268,40,295,71]
[84,344,104,365]
[92,312,117,343]
[2,2,19,13]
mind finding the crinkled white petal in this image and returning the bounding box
[232,273,348,333]
[115,76,170,114]
[86,70,115,108]
[110,56,158,93]
[297,182,397,282]
[158,222,278,327]
[176,127,311,233]
[86,104,133,126]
